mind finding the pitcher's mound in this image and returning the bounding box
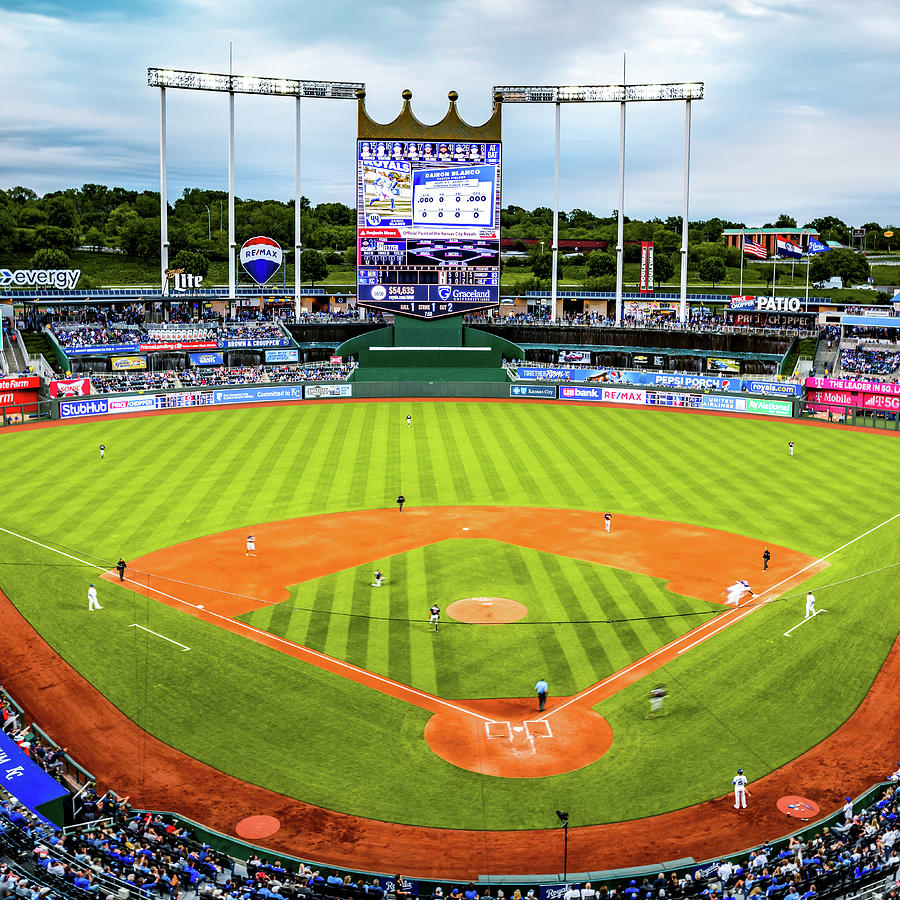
[447,597,527,624]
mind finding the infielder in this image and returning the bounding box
[805,591,816,618]
[245,535,256,557]
[429,603,440,631]
[725,579,754,606]
[732,768,750,809]
[88,584,102,611]
[604,512,612,533]
[371,569,384,588]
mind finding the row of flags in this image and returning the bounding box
[742,234,831,260]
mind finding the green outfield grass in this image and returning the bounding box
[239,539,718,699]
[0,401,898,829]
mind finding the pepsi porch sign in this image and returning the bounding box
[240,236,283,285]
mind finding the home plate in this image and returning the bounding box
[197,604,204,609]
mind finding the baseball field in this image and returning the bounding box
[0,399,898,877]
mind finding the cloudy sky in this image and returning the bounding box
[0,0,898,227]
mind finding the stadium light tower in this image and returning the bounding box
[148,66,363,320]
[494,79,703,324]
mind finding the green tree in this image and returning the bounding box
[654,252,676,286]
[531,252,563,281]
[45,195,79,229]
[586,250,615,277]
[774,213,797,228]
[172,249,210,278]
[809,248,870,286]
[34,225,78,251]
[699,256,726,287]
[302,248,328,285]
[83,226,105,251]
[31,248,70,269]
[119,217,158,261]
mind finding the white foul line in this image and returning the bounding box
[0,524,494,725]
[128,623,190,652]
[784,610,826,637]
[675,509,900,656]
[541,509,900,721]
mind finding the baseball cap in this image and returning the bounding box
[846,796,852,802]
[737,768,743,774]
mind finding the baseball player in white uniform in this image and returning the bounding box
[88,584,102,611]
[805,591,816,618]
[725,579,754,606]
[371,569,384,587]
[429,604,440,631]
[604,512,612,533]
[732,768,749,809]
[245,535,256,557]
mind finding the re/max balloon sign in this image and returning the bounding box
[240,236,283,285]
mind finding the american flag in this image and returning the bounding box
[743,236,768,259]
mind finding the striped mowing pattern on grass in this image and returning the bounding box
[239,539,723,699]
[0,401,898,830]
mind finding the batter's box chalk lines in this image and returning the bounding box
[128,623,191,651]
[485,721,512,740]
[783,609,827,637]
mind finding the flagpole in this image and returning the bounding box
[739,228,744,295]
[772,233,777,300]
[804,229,811,306]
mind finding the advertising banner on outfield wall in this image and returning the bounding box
[265,348,300,363]
[305,384,353,399]
[625,371,741,392]
[60,398,110,418]
[140,340,217,353]
[111,356,147,371]
[745,379,802,397]
[223,338,291,349]
[806,376,900,396]
[510,384,557,398]
[213,386,305,404]
[559,385,647,403]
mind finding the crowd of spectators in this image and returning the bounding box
[2,673,900,900]
[266,365,353,383]
[221,324,286,342]
[839,347,900,377]
[51,327,143,348]
[89,372,178,394]
[86,365,354,393]
[177,367,267,388]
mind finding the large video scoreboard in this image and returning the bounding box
[356,140,501,319]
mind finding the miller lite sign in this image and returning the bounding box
[240,236,283,285]
[163,268,204,295]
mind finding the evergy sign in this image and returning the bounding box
[0,268,81,289]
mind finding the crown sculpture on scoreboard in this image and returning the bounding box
[356,88,502,141]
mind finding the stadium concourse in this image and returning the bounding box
[1,676,899,900]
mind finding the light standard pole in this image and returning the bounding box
[494,81,704,327]
[204,205,211,241]
[148,67,364,317]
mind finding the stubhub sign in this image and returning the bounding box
[60,398,109,418]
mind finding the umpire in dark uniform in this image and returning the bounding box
[397,494,406,512]
[116,558,127,582]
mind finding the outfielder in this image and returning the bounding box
[429,604,440,631]
[732,768,750,809]
[371,569,384,588]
